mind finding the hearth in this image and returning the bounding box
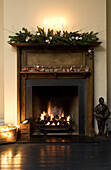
[9,42,101,136]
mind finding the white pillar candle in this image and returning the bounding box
[53,20,55,35]
[61,19,63,36]
[45,20,47,36]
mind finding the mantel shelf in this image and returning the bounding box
[9,42,102,50]
[20,71,91,79]
[20,71,91,74]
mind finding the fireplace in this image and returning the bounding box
[26,79,85,135]
[10,42,101,136]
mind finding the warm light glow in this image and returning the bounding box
[0,125,17,140]
[53,20,55,24]
[43,18,66,34]
[61,19,63,36]
[40,111,46,120]
[50,114,54,121]
[61,111,64,118]
[45,20,47,36]
[67,115,71,124]
[39,100,71,126]
[14,153,21,165]
[57,122,60,126]
[46,122,50,126]
[14,122,20,128]
[53,20,55,35]
[45,19,47,24]
[1,127,11,132]
[22,120,28,124]
[48,101,51,116]
[61,19,63,24]
[2,132,7,136]
[0,151,21,168]
[2,131,12,138]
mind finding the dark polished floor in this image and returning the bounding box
[16,135,109,144]
[0,142,111,170]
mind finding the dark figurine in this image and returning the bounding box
[94,97,110,135]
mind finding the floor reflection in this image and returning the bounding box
[0,143,111,169]
[40,145,70,168]
[0,149,21,169]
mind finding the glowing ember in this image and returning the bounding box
[46,122,50,126]
[51,122,55,126]
[57,122,60,126]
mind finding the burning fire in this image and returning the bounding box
[39,101,71,126]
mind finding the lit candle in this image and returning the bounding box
[53,20,55,35]
[61,19,63,36]
[45,20,47,36]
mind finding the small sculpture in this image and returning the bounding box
[94,97,110,135]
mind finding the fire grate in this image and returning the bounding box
[35,120,73,135]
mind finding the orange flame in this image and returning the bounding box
[50,114,54,121]
[67,115,71,121]
[48,101,51,116]
[61,111,64,118]
[52,122,55,126]
[40,111,46,120]
[67,115,71,124]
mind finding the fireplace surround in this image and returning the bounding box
[10,42,101,136]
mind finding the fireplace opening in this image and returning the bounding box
[32,86,79,135]
[26,78,85,135]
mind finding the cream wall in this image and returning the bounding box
[3,0,107,124]
[0,0,4,122]
[107,0,111,110]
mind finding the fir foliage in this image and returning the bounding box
[8,27,99,46]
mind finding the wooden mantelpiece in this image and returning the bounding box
[20,71,90,79]
[10,42,101,136]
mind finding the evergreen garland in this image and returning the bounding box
[8,26,99,46]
